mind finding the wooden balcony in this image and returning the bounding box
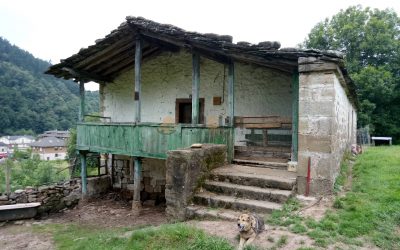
[77,122,234,160]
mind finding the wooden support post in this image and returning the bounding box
[80,151,87,195]
[132,157,142,211]
[97,155,101,176]
[192,52,200,125]
[5,160,11,195]
[291,73,299,161]
[79,81,85,122]
[134,36,142,123]
[228,61,235,126]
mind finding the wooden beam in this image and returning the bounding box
[134,36,142,123]
[62,67,111,83]
[75,35,134,69]
[228,61,235,126]
[192,52,200,125]
[234,116,292,124]
[102,46,159,77]
[79,81,85,122]
[85,44,135,73]
[291,73,299,161]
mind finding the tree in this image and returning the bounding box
[303,6,400,142]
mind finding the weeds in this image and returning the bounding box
[267,146,400,249]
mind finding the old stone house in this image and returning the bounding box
[46,17,357,217]
[30,137,67,161]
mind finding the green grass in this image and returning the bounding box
[268,146,400,249]
[34,223,235,250]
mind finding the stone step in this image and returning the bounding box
[211,165,296,191]
[193,191,282,214]
[233,159,288,170]
[203,181,292,203]
[186,205,242,221]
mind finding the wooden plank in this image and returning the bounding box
[243,123,282,129]
[98,46,159,77]
[134,36,142,123]
[234,116,292,124]
[75,36,134,69]
[76,123,233,161]
[228,61,234,126]
[192,52,200,125]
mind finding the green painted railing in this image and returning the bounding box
[77,122,234,161]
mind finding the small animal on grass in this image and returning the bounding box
[237,213,265,250]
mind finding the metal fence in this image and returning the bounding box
[357,126,371,145]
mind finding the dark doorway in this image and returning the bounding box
[175,98,205,124]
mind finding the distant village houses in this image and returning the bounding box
[30,136,67,161]
[0,142,8,158]
[0,135,35,152]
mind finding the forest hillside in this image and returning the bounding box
[0,37,98,135]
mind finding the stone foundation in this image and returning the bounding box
[165,144,227,220]
[111,155,166,203]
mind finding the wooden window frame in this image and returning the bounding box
[175,98,205,124]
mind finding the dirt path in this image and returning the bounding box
[0,193,168,250]
[0,222,54,250]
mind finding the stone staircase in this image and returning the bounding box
[186,164,297,221]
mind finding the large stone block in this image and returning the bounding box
[298,116,333,137]
[297,176,333,196]
[298,134,332,153]
[165,144,226,220]
[299,101,334,117]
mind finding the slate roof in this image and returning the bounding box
[29,137,65,148]
[45,16,357,106]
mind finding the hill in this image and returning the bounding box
[0,37,99,135]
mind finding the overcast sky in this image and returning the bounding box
[0,0,399,90]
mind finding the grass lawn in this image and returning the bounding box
[34,223,235,250]
[268,146,400,249]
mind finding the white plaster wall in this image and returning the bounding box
[37,152,67,161]
[102,50,292,126]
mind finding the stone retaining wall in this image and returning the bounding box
[0,176,111,216]
[165,144,227,220]
[0,179,81,215]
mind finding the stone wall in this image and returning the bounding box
[165,144,226,220]
[0,179,81,215]
[297,57,357,195]
[0,176,112,216]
